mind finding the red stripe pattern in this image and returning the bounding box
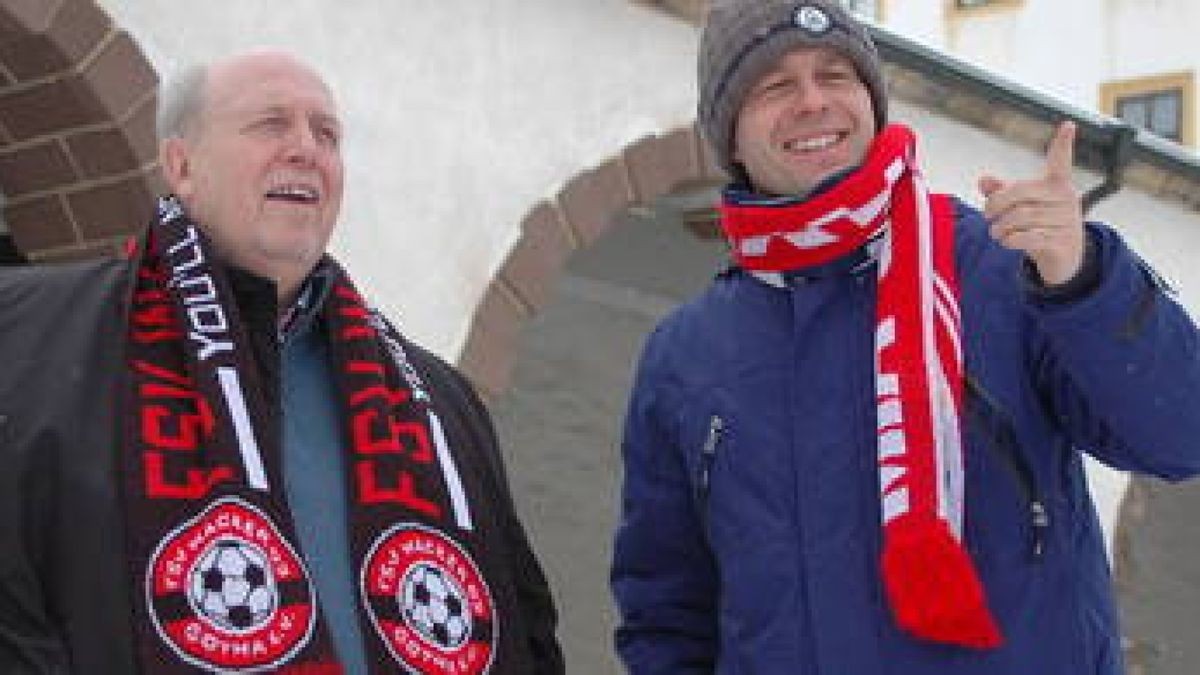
[720,124,1001,649]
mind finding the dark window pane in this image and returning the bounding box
[1150,92,1181,139]
[1118,98,1150,128]
[1117,88,1183,142]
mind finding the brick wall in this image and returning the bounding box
[0,0,159,263]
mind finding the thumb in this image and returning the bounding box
[978,175,1006,198]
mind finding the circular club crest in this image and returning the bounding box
[146,497,316,672]
[794,5,833,34]
[361,524,497,674]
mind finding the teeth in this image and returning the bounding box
[785,134,840,152]
[266,184,319,202]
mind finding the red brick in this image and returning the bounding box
[558,157,633,245]
[624,127,698,204]
[6,193,77,252]
[80,31,157,120]
[0,139,76,196]
[46,0,110,62]
[498,201,576,312]
[66,173,155,240]
[0,0,59,37]
[0,32,71,83]
[0,77,107,140]
[65,91,157,178]
[456,281,527,398]
[0,0,108,82]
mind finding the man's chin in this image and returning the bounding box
[252,235,326,271]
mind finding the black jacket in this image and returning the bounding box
[0,257,564,674]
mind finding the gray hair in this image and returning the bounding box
[156,64,209,141]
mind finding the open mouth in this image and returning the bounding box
[782,132,845,153]
[264,184,320,205]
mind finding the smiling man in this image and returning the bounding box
[611,1,1200,674]
[159,52,345,308]
[0,50,563,674]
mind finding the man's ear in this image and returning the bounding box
[159,137,192,196]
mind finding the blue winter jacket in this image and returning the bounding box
[611,200,1200,675]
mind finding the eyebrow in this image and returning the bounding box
[250,105,341,127]
[817,54,856,68]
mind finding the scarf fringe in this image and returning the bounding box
[881,513,1003,649]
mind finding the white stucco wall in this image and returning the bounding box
[900,0,1200,137]
[95,0,1199,561]
[882,0,1200,552]
[98,0,699,358]
[900,97,1200,552]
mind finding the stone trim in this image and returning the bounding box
[0,0,159,261]
[458,122,725,396]
[459,56,1200,397]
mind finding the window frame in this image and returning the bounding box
[1100,71,1196,147]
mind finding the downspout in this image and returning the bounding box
[1081,121,1138,214]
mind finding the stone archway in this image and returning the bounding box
[455,120,726,671]
[457,121,723,397]
[0,0,158,262]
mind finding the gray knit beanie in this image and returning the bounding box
[698,0,887,175]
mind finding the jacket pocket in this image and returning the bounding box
[693,413,726,537]
[964,375,1050,562]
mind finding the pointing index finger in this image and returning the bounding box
[1045,120,1076,181]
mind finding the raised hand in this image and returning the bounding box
[978,121,1085,286]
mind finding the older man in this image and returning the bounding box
[611,1,1200,673]
[0,50,563,674]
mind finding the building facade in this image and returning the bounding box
[2,1,1198,672]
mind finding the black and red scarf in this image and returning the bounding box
[122,197,499,673]
[720,124,1002,649]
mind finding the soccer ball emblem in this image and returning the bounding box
[400,562,472,650]
[189,539,278,632]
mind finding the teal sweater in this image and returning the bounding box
[281,293,369,675]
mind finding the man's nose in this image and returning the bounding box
[284,124,320,165]
[787,79,829,115]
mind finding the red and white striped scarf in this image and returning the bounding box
[720,124,1002,649]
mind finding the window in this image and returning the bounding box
[1101,72,1195,146]
[1117,91,1182,141]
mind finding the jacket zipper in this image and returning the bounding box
[965,375,1050,560]
[696,414,725,530]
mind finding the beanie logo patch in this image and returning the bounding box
[794,5,833,35]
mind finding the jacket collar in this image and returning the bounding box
[225,258,336,342]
